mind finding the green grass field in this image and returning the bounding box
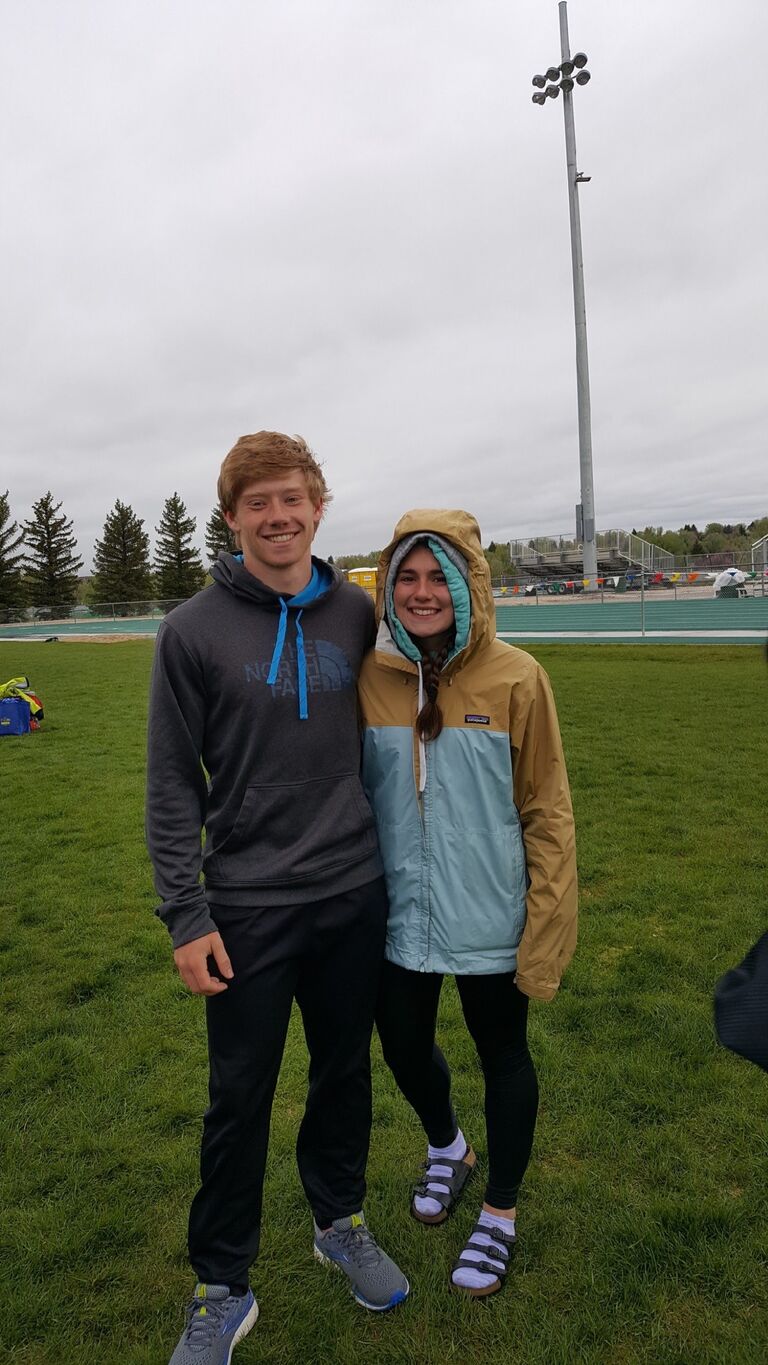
[1,641,767,1365]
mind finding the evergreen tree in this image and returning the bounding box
[154,493,205,601]
[205,503,237,562]
[23,491,83,611]
[0,490,26,612]
[334,551,381,570]
[91,500,153,606]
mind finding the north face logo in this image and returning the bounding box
[244,640,353,697]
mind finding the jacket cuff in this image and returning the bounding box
[515,973,557,1002]
[157,896,218,950]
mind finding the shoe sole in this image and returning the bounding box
[313,1245,410,1312]
[450,1277,503,1298]
[225,1299,259,1361]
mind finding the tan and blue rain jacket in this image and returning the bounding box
[358,509,577,999]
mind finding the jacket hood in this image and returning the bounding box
[211,551,341,608]
[375,509,495,668]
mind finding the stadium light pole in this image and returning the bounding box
[532,2,598,586]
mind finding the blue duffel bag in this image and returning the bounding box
[0,697,31,735]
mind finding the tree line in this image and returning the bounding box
[630,520,768,558]
[2,493,766,617]
[0,491,237,614]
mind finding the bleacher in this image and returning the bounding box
[508,530,674,578]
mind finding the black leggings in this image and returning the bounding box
[376,960,539,1209]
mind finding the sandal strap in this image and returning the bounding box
[452,1254,506,1279]
[464,1235,510,1261]
[480,1224,516,1250]
[470,1218,515,1245]
[412,1180,453,1210]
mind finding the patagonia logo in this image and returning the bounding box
[465,713,490,725]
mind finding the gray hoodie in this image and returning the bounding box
[146,553,382,948]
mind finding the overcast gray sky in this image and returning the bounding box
[2,0,767,569]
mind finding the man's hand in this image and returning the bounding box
[173,931,234,996]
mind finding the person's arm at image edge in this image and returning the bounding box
[146,624,232,994]
[511,664,578,1001]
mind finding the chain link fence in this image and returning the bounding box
[0,598,188,627]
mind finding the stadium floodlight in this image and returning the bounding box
[530,2,598,589]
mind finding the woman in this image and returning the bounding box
[359,509,578,1297]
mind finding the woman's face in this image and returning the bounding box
[393,545,455,643]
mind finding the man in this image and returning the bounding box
[146,432,408,1365]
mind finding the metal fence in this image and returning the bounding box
[490,573,767,601]
[752,533,768,573]
[0,598,187,627]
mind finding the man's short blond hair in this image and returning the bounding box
[217,432,332,516]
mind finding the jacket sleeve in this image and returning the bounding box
[145,623,218,949]
[510,663,578,1001]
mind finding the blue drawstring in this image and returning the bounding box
[294,610,308,720]
[266,599,289,686]
[266,599,309,720]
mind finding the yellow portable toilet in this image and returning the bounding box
[347,566,378,600]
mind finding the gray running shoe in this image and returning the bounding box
[168,1283,258,1364]
[313,1212,410,1311]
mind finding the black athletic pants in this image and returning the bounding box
[376,960,539,1209]
[187,878,388,1292]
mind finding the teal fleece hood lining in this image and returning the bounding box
[384,534,471,664]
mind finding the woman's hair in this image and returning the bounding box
[416,642,450,742]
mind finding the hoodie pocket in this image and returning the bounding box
[204,774,377,885]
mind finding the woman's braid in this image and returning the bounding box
[416,644,450,742]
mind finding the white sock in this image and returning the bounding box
[451,1208,516,1291]
[413,1128,467,1218]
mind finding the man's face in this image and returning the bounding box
[224,473,323,584]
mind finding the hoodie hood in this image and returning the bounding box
[374,509,495,671]
[211,551,340,607]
